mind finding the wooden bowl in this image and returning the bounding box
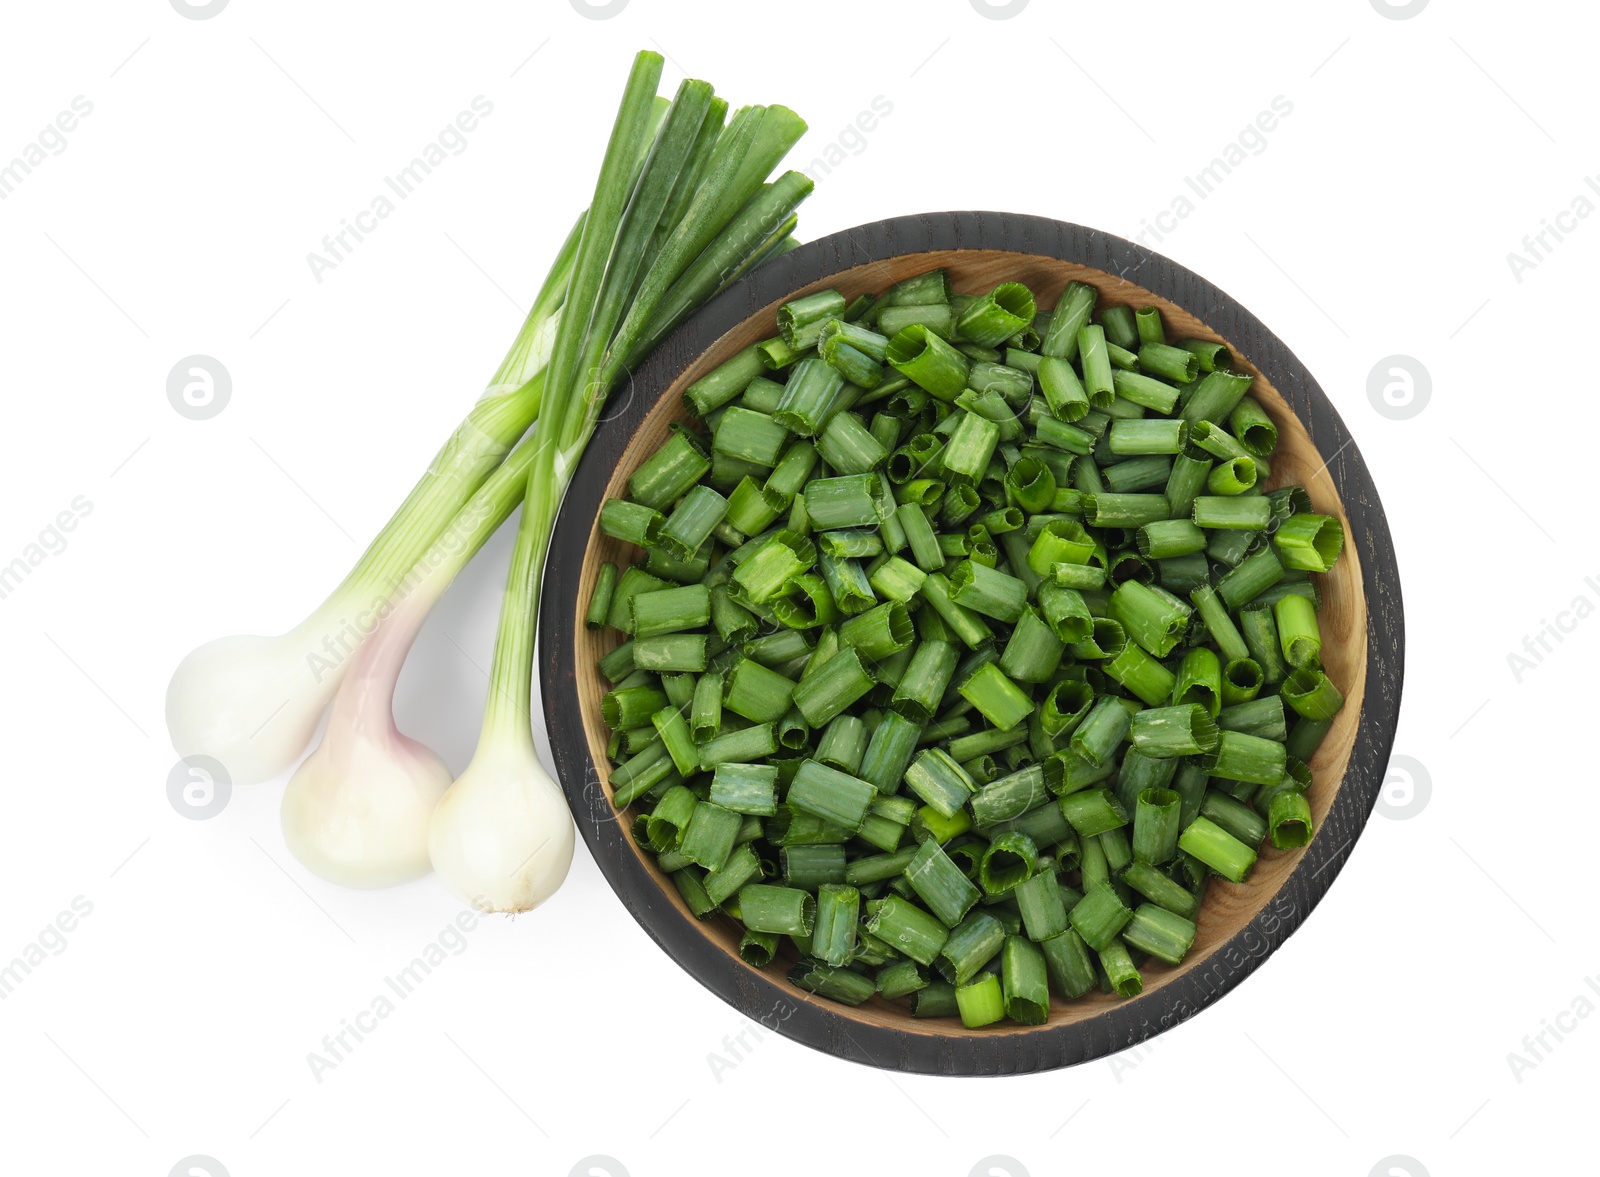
[540,212,1404,1075]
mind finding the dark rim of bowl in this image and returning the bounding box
[540,211,1404,1075]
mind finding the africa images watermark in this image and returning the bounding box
[704,997,798,1083]
[0,896,95,1001]
[800,96,894,186]
[305,903,488,1082]
[306,97,496,283]
[0,496,94,603]
[1133,96,1294,248]
[0,96,94,201]
[1504,174,1600,284]
[1505,970,1600,1083]
[1504,572,1600,683]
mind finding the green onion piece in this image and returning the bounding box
[866,555,925,603]
[1165,448,1213,521]
[1040,928,1097,998]
[1138,341,1200,384]
[679,800,742,871]
[1192,495,1270,530]
[1134,305,1164,346]
[1130,704,1220,758]
[1229,397,1278,456]
[786,758,876,833]
[998,607,1067,684]
[631,583,711,638]
[674,868,717,918]
[1238,602,1289,683]
[1077,325,1114,408]
[891,639,961,723]
[956,282,1037,348]
[904,747,977,818]
[681,348,768,418]
[1201,790,1268,847]
[838,600,914,660]
[1218,695,1288,741]
[1173,646,1224,716]
[876,958,929,999]
[911,980,959,1017]
[633,634,707,672]
[739,883,816,935]
[738,928,779,967]
[698,722,778,769]
[630,427,713,510]
[1110,581,1191,658]
[1132,786,1182,865]
[948,560,1028,623]
[1203,730,1287,786]
[865,895,949,966]
[1110,369,1181,414]
[705,760,775,815]
[652,705,699,776]
[773,356,845,437]
[1216,547,1284,609]
[857,710,923,791]
[811,883,861,966]
[1098,939,1143,997]
[714,405,789,466]
[1122,859,1200,919]
[1206,457,1258,496]
[1179,367,1253,425]
[818,411,889,476]
[788,960,876,1005]
[1105,641,1177,706]
[1281,662,1346,720]
[1059,787,1128,838]
[1098,304,1138,350]
[1014,865,1070,940]
[804,472,883,530]
[1070,696,1134,767]
[722,656,796,723]
[905,838,982,926]
[1083,493,1170,529]
[778,289,847,348]
[1040,680,1095,739]
[887,324,970,400]
[1122,903,1197,966]
[1001,936,1051,1024]
[585,563,619,630]
[958,662,1034,732]
[1177,815,1257,883]
[1042,282,1097,360]
[1268,788,1314,848]
[936,910,1007,985]
[1069,879,1134,951]
[979,830,1038,895]
[1274,512,1344,572]
[1180,338,1232,372]
[955,972,1006,1028]
[1274,593,1322,667]
[1004,456,1057,514]
[599,499,664,549]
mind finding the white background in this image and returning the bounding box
[0,1,1592,1175]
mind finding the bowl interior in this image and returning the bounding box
[570,249,1367,1037]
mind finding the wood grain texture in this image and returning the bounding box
[540,212,1405,1074]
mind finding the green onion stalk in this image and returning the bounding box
[418,58,810,911]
